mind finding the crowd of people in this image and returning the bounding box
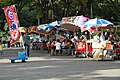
[46,38,75,56]
[93,31,117,48]
[0,30,118,58]
[45,31,119,56]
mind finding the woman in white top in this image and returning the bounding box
[55,39,62,55]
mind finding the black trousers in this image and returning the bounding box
[8,41,10,47]
[24,44,30,57]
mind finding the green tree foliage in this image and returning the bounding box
[0,0,120,29]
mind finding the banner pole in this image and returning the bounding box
[14,4,25,50]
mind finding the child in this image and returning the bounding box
[0,40,3,55]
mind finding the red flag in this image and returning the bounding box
[3,5,20,45]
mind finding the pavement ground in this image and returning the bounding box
[0,47,120,80]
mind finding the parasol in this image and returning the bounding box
[60,15,88,31]
[81,18,115,34]
[19,27,26,33]
[49,21,61,28]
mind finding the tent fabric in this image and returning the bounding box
[49,21,61,27]
[60,23,80,31]
[60,15,88,31]
[28,21,61,35]
[38,24,49,31]
[37,21,61,32]
[19,27,26,33]
[28,26,56,35]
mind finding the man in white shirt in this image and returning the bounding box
[39,37,43,50]
[55,39,62,55]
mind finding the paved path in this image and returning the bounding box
[0,48,120,80]
[0,47,93,63]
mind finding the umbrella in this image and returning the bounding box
[37,21,61,32]
[81,18,114,33]
[37,24,49,31]
[60,15,88,31]
[60,23,80,31]
[49,21,61,27]
[28,26,51,35]
[19,27,26,33]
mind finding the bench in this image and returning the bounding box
[9,52,28,63]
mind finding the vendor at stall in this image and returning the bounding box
[81,35,87,42]
[104,32,109,40]
[92,32,105,54]
[93,32,105,42]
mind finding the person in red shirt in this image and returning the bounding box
[109,33,114,41]
[50,39,56,56]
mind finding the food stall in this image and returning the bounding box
[80,18,117,60]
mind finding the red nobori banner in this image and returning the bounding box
[3,5,20,41]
